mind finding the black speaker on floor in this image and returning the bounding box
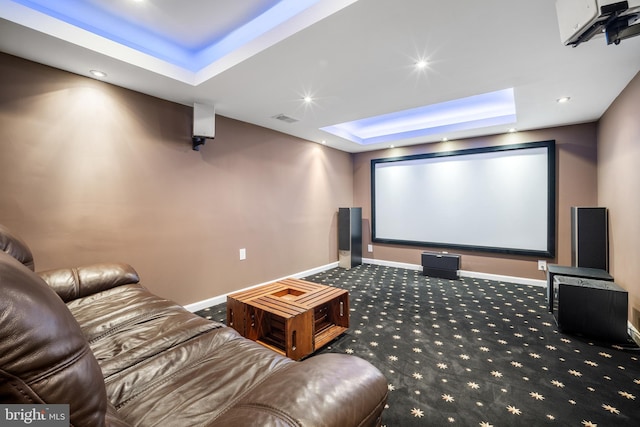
[338,207,362,269]
[571,207,608,271]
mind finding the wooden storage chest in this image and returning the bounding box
[227,279,349,360]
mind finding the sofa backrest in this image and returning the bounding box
[0,251,110,426]
[0,224,34,270]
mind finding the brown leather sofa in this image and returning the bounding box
[0,225,388,426]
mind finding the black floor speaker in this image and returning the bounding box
[338,207,362,269]
[571,207,608,271]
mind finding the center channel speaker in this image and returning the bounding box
[571,206,608,271]
[338,207,362,269]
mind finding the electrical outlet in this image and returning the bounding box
[239,248,246,260]
[368,244,373,252]
[538,260,547,271]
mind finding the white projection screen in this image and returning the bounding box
[371,141,556,257]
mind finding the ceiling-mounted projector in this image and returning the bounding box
[556,0,640,46]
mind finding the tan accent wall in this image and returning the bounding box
[0,53,353,305]
[2,52,617,311]
[598,71,640,329]
[353,124,599,282]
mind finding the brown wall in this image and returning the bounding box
[598,71,640,329]
[3,52,625,316]
[353,124,599,282]
[0,53,353,305]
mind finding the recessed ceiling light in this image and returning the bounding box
[557,96,571,103]
[90,69,107,78]
[321,88,516,145]
[508,128,517,133]
[303,96,313,103]
[441,137,448,142]
[321,140,326,145]
[415,60,428,69]
[389,145,395,148]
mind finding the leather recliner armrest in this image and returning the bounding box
[38,262,140,302]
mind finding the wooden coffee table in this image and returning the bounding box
[227,278,349,360]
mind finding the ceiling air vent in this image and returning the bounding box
[272,113,298,123]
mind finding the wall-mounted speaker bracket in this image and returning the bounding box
[192,136,207,151]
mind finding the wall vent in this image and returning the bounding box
[272,113,298,123]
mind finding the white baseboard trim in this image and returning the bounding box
[362,257,422,271]
[185,259,548,312]
[629,321,640,346]
[184,262,339,312]
[458,270,547,288]
[363,258,546,287]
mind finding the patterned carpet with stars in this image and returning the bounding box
[196,264,640,426]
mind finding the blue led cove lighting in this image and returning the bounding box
[321,88,517,145]
[11,0,322,72]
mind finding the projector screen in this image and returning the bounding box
[371,141,555,257]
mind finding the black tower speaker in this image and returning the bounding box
[338,207,362,269]
[571,207,608,271]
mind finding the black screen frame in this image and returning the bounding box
[370,140,556,258]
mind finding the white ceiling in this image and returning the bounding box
[1,0,639,153]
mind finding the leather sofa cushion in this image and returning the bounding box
[39,263,140,302]
[67,283,226,379]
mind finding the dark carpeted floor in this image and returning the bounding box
[197,264,640,426]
